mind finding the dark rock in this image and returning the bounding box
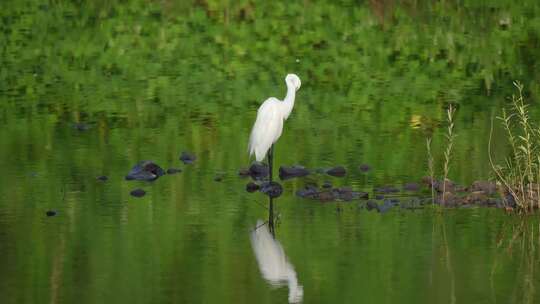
[504,193,517,208]
[296,185,319,199]
[470,181,497,195]
[318,190,336,202]
[378,200,394,213]
[322,181,332,189]
[401,198,423,210]
[386,198,400,205]
[46,210,57,217]
[421,176,435,186]
[214,173,225,182]
[249,162,269,179]
[375,194,385,200]
[125,161,165,181]
[73,123,90,131]
[403,183,420,192]
[260,181,283,198]
[366,200,378,211]
[464,191,488,205]
[354,191,369,199]
[374,185,400,194]
[166,168,182,174]
[246,182,260,193]
[433,179,456,193]
[279,165,310,180]
[359,164,371,173]
[96,175,108,181]
[335,187,353,201]
[179,151,197,164]
[130,188,146,197]
[326,166,346,177]
[238,168,251,177]
[435,192,458,207]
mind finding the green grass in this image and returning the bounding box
[490,82,540,212]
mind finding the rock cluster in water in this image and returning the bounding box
[125,161,165,181]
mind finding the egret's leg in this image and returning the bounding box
[268,197,275,237]
[268,144,274,182]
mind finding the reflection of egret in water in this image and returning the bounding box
[250,199,303,303]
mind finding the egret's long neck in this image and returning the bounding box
[282,83,296,120]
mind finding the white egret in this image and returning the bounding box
[250,220,304,303]
[248,74,301,180]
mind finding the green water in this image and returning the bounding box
[2,1,540,303]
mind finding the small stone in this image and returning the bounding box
[238,168,251,177]
[214,173,224,182]
[374,185,400,194]
[322,181,332,189]
[96,175,108,181]
[375,194,385,200]
[318,191,336,202]
[366,200,378,211]
[125,161,165,181]
[326,166,346,177]
[130,189,146,197]
[260,181,283,198]
[359,164,371,173]
[470,181,497,195]
[249,162,269,179]
[279,165,310,180]
[179,151,197,164]
[403,183,420,191]
[73,123,90,131]
[296,185,318,199]
[377,200,394,213]
[246,182,260,193]
[46,210,57,217]
[166,168,182,174]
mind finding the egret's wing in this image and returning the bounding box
[248,98,284,162]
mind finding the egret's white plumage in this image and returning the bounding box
[250,220,304,303]
[248,74,301,161]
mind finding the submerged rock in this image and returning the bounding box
[401,198,423,210]
[470,181,497,195]
[377,200,394,213]
[260,181,283,198]
[46,210,57,217]
[296,185,319,199]
[166,168,182,174]
[375,194,385,200]
[403,183,420,192]
[326,166,346,177]
[322,181,332,189]
[463,191,489,205]
[130,188,146,197]
[435,192,458,207]
[73,123,90,131]
[374,185,400,194]
[246,182,260,193]
[279,165,310,180]
[179,151,197,164]
[359,164,371,173]
[214,173,225,182]
[433,179,456,193]
[238,168,251,177]
[96,175,108,181]
[318,190,336,202]
[249,162,269,179]
[125,161,165,181]
[366,200,378,211]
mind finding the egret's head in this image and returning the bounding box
[286,74,301,91]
